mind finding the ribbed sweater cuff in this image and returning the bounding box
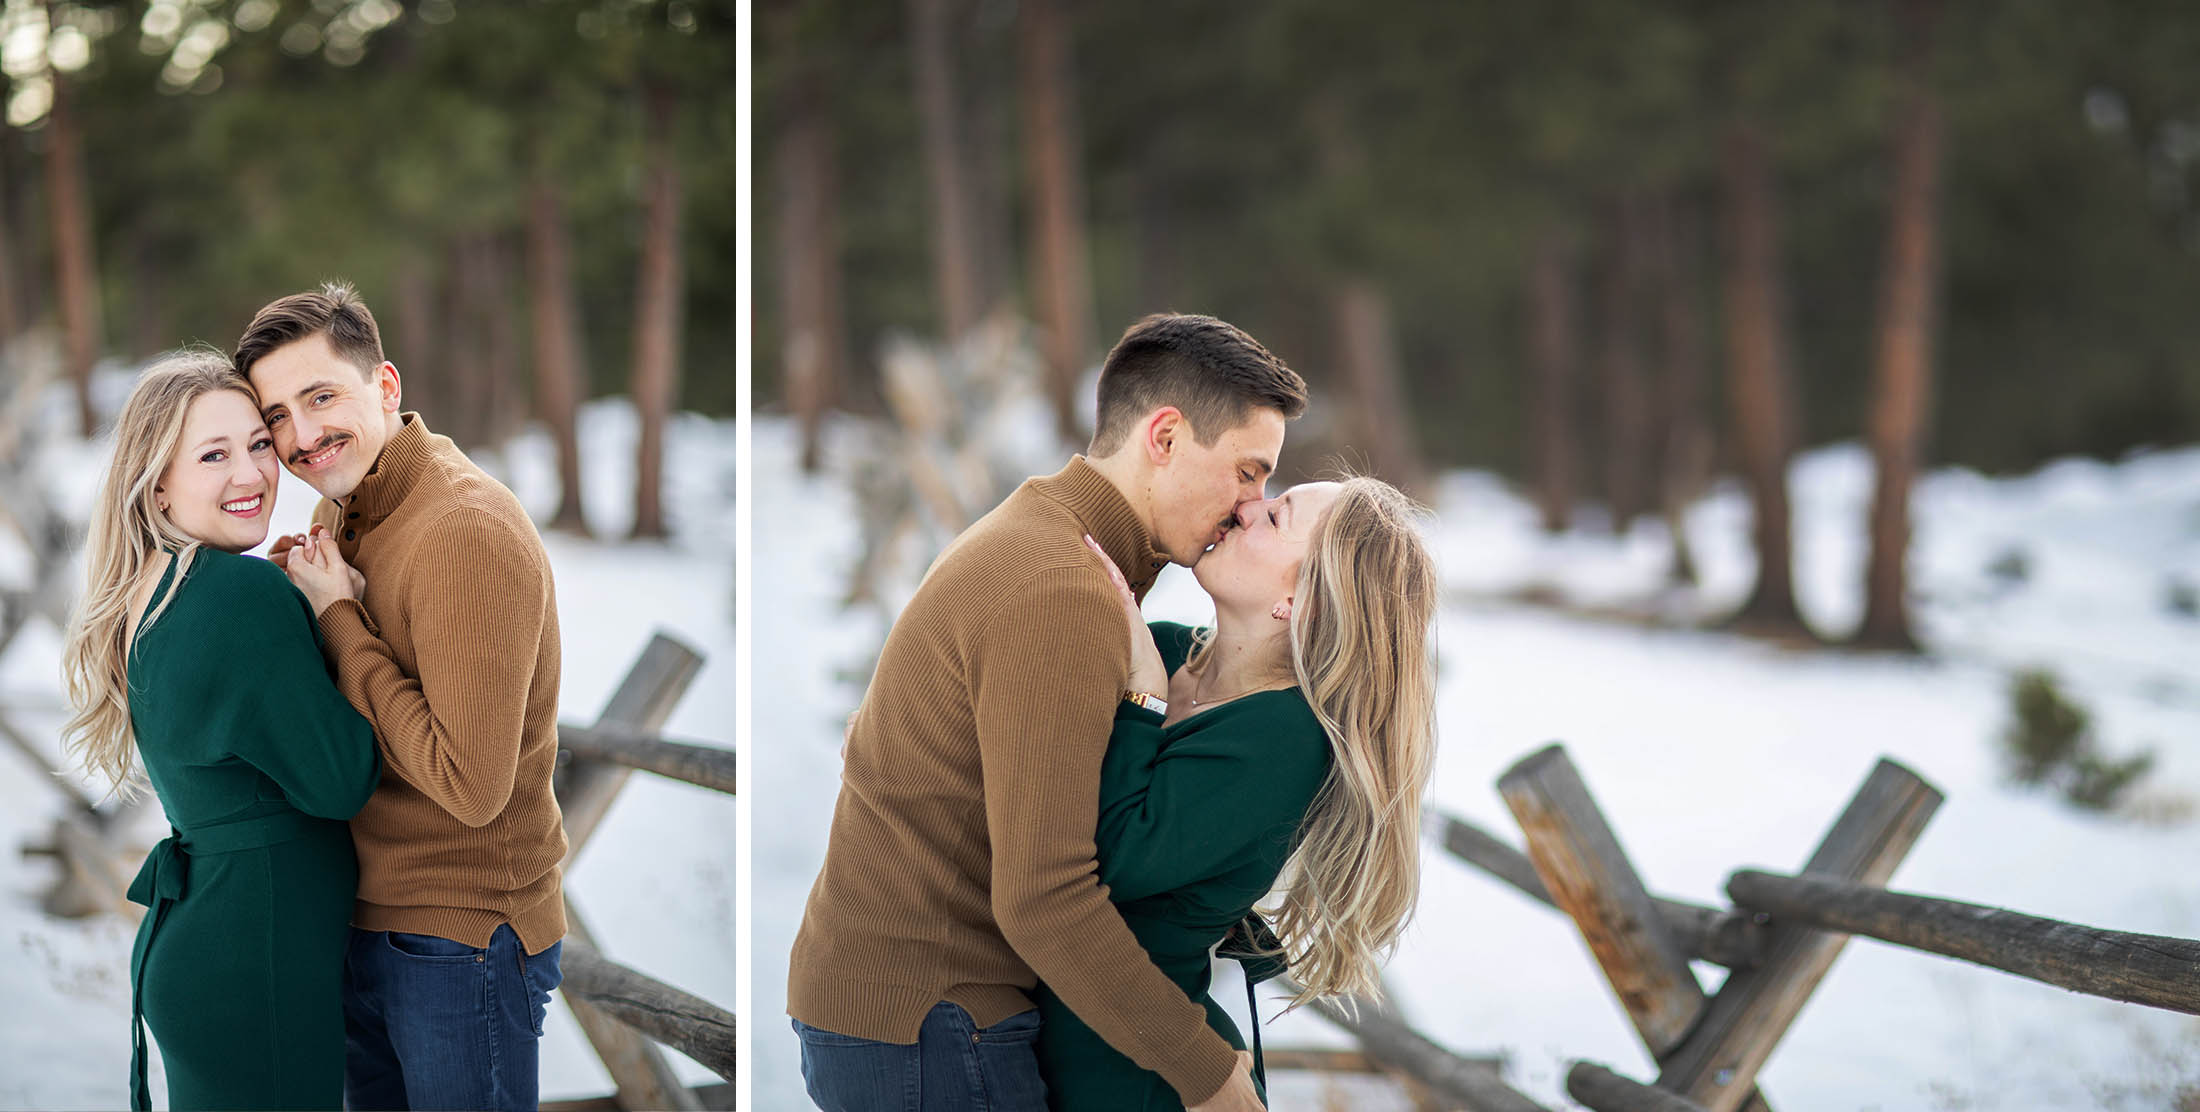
[318,596,380,641]
[1159,1033,1243,1106]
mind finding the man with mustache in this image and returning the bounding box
[237,283,568,1112]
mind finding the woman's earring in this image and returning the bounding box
[1272,603,1290,622]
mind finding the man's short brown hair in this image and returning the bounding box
[1089,313,1309,455]
[233,281,387,381]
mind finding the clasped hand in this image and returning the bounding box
[271,525,365,616]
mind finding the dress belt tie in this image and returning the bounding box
[1219,912,1288,1096]
[126,810,327,1111]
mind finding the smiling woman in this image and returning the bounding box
[54,350,380,1109]
[152,389,279,553]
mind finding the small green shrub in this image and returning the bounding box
[1999,669,2155,813]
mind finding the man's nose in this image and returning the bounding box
[291,413,323,450]
[1233,499,1265,529]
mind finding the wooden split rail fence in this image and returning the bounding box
[1299,742,2200,1111]
[12,625,736,1112]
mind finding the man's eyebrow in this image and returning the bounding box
[1242,455,1276,476]
[289,378,347,402]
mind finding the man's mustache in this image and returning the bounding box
[289,431,352,466]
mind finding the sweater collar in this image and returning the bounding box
[1031,456,1168,598]
[342,412,435,523]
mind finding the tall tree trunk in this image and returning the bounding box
[1018,0,1094,445]
[0,141,22,349]
[1856,0,1944,651]
[630,82,684,540]
[445,238,492,450]
[966,42,1016,321]
[1719,122,1809,636]
[526,141,591,534]
[908,0,983,342]
[2,129,43,332]
[1649,189,1711,587]
[127,230,164,361]
[1330,277,1428,494]
[1528,231,1580,534]
[390,253,439,423]
[47,70,101,435]
[777,31,845,476]
[1131,148,1178,316]
[1598,193,1652,529]
[481,236,524,446]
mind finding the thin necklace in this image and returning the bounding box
[1186,663,1279,707]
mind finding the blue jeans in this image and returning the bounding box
[342,924,563,1112]
[794,1002,1048,1112]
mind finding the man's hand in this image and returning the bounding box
[284,526,364,616]
[1187,1051,1264,1112]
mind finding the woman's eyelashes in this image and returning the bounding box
[199,436,274,464]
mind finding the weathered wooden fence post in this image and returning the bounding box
[1655,759,1941,1110]
[556,632,710,1112]
[1497,743,1770,1108]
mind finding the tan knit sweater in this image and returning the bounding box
[312,413,567,953]
[788,457,1241,1103]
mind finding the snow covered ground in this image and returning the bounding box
[0,379,738,1108]
[755,412,2200,1111]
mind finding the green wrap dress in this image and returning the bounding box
[124,547,380,1110]
[1034,622,1334,1110]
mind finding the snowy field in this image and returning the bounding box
[0,378,738,1108]
[755,412,2200,1111]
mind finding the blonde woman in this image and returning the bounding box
[1038,476,1439,1109]
[58,352,379,1110]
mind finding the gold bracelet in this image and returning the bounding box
[1121,689,1168,715]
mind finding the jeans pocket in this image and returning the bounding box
[796,1022,918,1112]
[517,939,562,1038]
[383,930,485,963]
[974,1008,1042,1045]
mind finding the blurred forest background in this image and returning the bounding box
[755,0,2200,648]
[0,0,735,537]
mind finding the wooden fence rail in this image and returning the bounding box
[1566,1062,1710,1112]
[558,723,738,795]
[1305,989,1552,1112]
[1727,869,2200,1015]
[1378,744,2199,1111]
[552,631,735,1110]
[562,939,739,1078]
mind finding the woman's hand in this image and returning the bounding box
[285,525,364,616]
[1085,535,1167,698]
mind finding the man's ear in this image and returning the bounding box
[1143,407,1185,466]
[377,362,403,414]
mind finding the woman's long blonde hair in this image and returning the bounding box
[58,350,252,799]
[1202,475,1440,1008]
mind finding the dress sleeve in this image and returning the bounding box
[204,558,382,820]
[1094,696,1331,903]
